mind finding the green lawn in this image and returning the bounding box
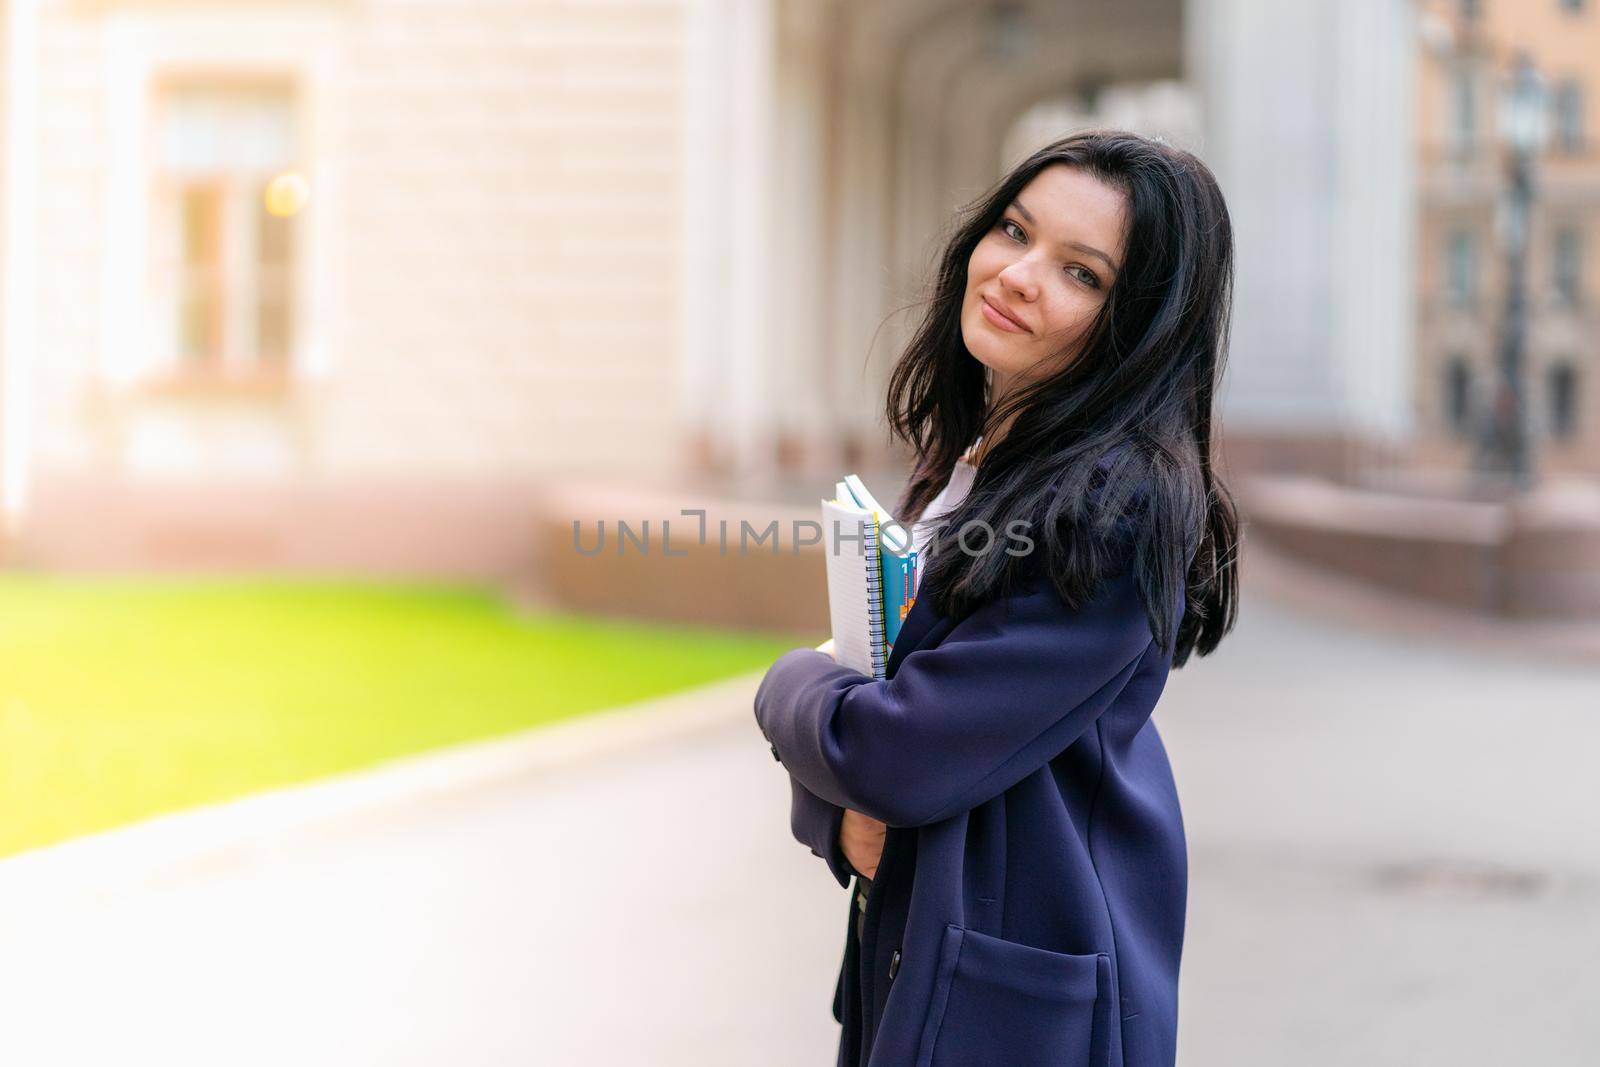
[0,575,799,859]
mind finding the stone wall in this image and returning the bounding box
[1242,474,1600,620]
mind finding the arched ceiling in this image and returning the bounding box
[808,0,1186,309]
[773,0,1187,447]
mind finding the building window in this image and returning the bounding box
[1548,362,1579,438]
[1450,68,1478,157]
[1554,226,1583,306]
[1459,0,1483,19]
[150,80,305,383]
[1446,228,1477,308]
[1552,79,1586,153]
[1445,357,1474,437]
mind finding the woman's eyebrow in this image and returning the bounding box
[1011,199,1118,274]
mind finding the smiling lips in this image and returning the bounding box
[981,295,1029,334]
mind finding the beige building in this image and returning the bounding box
[1414,0,1600,478]
[0,0,1422,577]
[1,0,697,573]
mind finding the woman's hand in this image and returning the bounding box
[840,809,885,879]
[815,641,882,877]
[807,637,877,875]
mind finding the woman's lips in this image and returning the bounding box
[981,296,1028,333]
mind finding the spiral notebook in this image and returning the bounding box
[821,476,918,679]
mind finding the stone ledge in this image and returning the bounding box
[532,481,832,634]
[1241,475,1600,620]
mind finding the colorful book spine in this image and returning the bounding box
[880,541,917,658]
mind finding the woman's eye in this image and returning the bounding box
[1000,219,1098,288]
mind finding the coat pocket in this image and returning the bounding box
[916,924,1112,1067]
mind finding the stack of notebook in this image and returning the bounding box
[820,475,918,679]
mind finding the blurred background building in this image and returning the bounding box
[0,0,1592,618]
[1,6,1596,1062]
[1413,0,1598,477]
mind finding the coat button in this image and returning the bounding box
[770,742,782,762]
[888,948,901,980]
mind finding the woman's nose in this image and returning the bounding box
[997,262,1039,301]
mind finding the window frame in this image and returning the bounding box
[1445,227,1478,310]
[1547,362,1580,440]
[146,74,301,394]
[100,10,339,397]
[1449,66,1479,160]
[1552,225,1584,308]
[1552,78,1586,155]
[1444,355,1474,439]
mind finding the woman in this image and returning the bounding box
[754,129,1240,1066]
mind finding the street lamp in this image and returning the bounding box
[1478,50,1548,491]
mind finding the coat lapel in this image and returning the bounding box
[884,444,1132,680]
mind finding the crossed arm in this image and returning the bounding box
[787,774,858,888]
[755,561,1157,855]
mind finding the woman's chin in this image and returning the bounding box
[959,331,994,364]
[965,345,1016,379]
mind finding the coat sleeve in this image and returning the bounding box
[788,774,855,888]
[754,558,1156,829]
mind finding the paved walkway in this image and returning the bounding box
[2,568,1598,1066]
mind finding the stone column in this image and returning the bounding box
[679,0,781,488]
[1,0,38,536]
[1185,0,1418,469]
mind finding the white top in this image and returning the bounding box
[908,441,981,597]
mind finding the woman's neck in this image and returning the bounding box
[972,406,1019,467]
[975,368,1026,466]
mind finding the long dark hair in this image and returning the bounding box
[886,129,1238,667]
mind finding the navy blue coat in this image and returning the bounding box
[754,508,1187,1066]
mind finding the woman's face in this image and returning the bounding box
[961,164,1129,399]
